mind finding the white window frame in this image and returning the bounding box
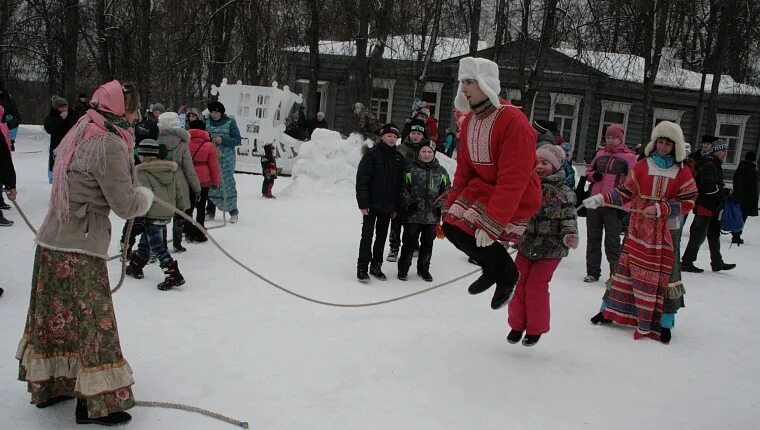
[422,82,444,118]
[296,79,329,114]
[371,78,396,124]
[653,107,684,128]
[549,93,582,146]
[597,100,632,147]
[714,113,750,167]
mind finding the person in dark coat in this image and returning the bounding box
[0,85,21,150]
[0,120,17,227]
[731,151,758,245]
[44,96,76,183]
[397,142,450,282]
[261,143,277,198]
[305,111,329,137]
[72,93,91,121]
[355,123,405,282]
[681,138,735,272]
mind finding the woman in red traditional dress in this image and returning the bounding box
[583,121,697,344]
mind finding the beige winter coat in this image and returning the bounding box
[159,126,201,210]
[37,134,154,259]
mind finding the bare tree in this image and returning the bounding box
[306,0,321,118]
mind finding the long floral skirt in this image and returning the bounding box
[16,246,135,418]
[208,146,238,212]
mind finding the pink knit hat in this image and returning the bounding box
[536,144,565,172]
[605,124,625,143]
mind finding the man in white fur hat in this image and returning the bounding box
[441,57,541,310]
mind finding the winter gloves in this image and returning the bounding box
[563,234,579,249]
[475,229,494,247]
[592,171,603,182]
[583,194,605,210]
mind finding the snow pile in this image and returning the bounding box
[286,129,458,198]
[15,125,48,145]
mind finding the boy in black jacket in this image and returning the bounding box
[261,143,277,198]
[355,123,405,282]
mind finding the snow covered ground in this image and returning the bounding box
[1,126,759,429]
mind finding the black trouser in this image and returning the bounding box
[262,177,275,196]
[585,207,623,278]
[120,218,146,250]
[389,216,402,252]
[398,223,436,273]
[358,211,392,267]
[682,214,723,266]
[732,214,750,240]
[442,223,519,287]
[184,187,209,240]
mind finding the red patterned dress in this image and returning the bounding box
[600,158,697,340]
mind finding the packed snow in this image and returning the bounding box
[1,125,759,429]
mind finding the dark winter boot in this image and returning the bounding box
[75,398,132,426]
[468,273,495,295]
[711,262,736,272]
[125,254,148,279]
[357,265,370,283]
[507,330,523,344]
[386,248,398,262]
[397,271,408,281]
[490,282,516,310]
[680,262,704,273]
[590,311,612,325]
[369,263,387,281]
[522,334,541,347]
[660,328,672,345]
[0,202,11,210]
[417,270,433,282]
[148,253,157,265]
[173,243,187,253]
[467,256,480,266]
[157,260,185,291]
[35,395,74,408]
[0,217,13,227]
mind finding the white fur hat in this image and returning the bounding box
[454,57,502,112]
[157,112,181,129]
[644,120,687,162]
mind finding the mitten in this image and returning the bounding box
[592,171,603,182]
[583,194,605,210]
[475,229,494,247]
[563,234,579,249]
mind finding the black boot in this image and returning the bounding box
[490,268,519,310]
[467,256,481,266]
[507,330,523,344]
[590,311,612,325]
[125,254,148,279]
[386,248,398,262]
[397,270,408,281]
[417,270,433,282]
[75,398,132,426]
[357,265,370,282]
[173,243,187,253]
[369,263,387,281]
[711,262,736,272]
[157,260,185,290]
[681,262,704,273]
[468,273,494,295]
[522,334,541,347]
[660,328,672,344]
[35,395,74,408]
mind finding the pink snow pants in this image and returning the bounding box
[507,252,561,335]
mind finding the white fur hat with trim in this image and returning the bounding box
[454,57,502,112]
[157,111,181,129]
[644,120,687,162]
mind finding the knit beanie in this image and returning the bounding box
[158,112,181,128]
[207,101,226,114]
[409,118,426,135]
[536,144,565,172]
[134,119,159,144]
[151,102,166,114]
[137,138,160,157]
[709,138,729,154]
[417,108,431,118]
[605,124,625,143]
[379,123,400,138]
[454,57,502,112]
[51,95,68,110]
[187,108,204,121]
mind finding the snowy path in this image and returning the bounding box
[1,127,758,429]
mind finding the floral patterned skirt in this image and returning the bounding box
[16,246,135,418]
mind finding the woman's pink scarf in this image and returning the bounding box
[43,80,134,229]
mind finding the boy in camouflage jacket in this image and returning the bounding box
[508,145,578,346]
[397,142,450,282]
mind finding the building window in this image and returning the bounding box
[297,79,329,115]
[506,89,522,108]
[422,82,444,118]
[653,108,684,127]
[597,100,632,147]
[371,78,395,124]
[715,113,750,166]
[549,93,582,146]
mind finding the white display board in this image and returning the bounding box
[211,79,304,175]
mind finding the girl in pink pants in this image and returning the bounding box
[507,144,578,346]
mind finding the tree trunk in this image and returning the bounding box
[705,0,735,133]
[641,0,669,150]
[134,0,152,106]
[95,0,112,81]
[468,0,482,54]
[517,0,532,112]
[353,0,370,109]
[492,0,507,62]
[418,0,444,88]
[306,0,321,118]
[207,0,238,94]
[523,0,559,118]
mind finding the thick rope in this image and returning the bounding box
[135,400,248,429]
